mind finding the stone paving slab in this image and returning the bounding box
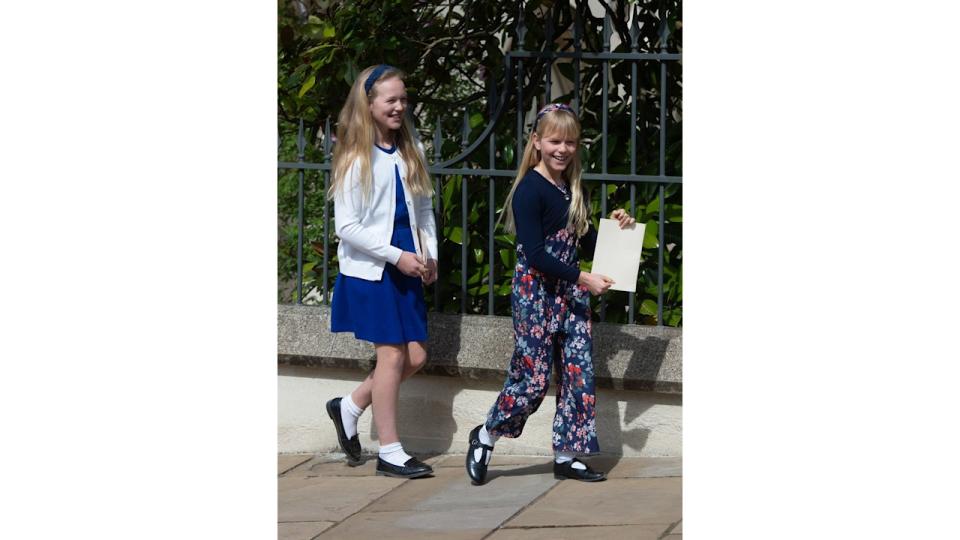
[297,453,447,477]
[320,510,495,540]
[363,464,557,513]
[278,454,681,538]
[279,454,313,476]
[321,463,559,539]
[590,455,683,478]
[483,461,555,483]
[305,458,374,478]
[504,477,681,528]
[489,524,672,540]
[278,521,335,540]
[278,475,403,522]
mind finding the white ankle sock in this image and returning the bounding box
[340,394,364,439]
[474,425,497,464]
[555,451,586,470]
[379,442,413,467]
[479,425,499,446]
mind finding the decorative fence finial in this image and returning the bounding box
[603,12,612,52]
[516,2,527,51]
[630,5,641,51]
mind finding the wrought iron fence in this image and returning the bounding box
[278,3,681,325]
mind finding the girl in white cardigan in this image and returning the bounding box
[324,64,438,479]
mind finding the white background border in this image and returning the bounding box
[2,1,959,538]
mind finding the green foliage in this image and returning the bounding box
[278,0,682,326]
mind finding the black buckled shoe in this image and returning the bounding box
[375,456,433,479]
[325,397,362,465]
[466,424,494,485]
[553,459,607,482]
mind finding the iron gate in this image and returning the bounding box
[278,2,682,325]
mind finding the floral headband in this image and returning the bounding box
[532,103,576,131]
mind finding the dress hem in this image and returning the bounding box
[330,327,428,345]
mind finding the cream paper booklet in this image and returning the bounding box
[415,227,431,260]
[590,218,646,292]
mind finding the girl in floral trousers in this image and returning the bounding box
[465,103,635,484]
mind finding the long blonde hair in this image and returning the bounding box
[500,106,590,237]
[328,65,432,203]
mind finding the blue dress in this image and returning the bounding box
[330,143,428,344]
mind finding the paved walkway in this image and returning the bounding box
[279,453,682,539]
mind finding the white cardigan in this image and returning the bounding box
[333,146,439,281]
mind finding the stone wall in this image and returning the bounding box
[278,305,682,456]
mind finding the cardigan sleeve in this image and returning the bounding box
[333,161,404,265]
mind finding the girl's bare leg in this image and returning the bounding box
[368,344,406,445]
[404,340,428,378]
[349,341,427,409]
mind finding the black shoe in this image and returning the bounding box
[325,397,362,464]
[553,459,607,482]
[466,424,494,485]
[375,456,434,479]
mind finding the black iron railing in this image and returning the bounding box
[279,3,681,325]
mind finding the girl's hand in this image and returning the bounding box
[423,259,438,285]
[609,208,637,229]
[577,272,615,295]
[397,252,427,278]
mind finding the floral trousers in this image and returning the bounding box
[484,227,599,453]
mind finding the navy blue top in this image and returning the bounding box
[511,169,598,283]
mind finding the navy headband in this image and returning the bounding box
[364,64,395,95]
[532,103,576,131]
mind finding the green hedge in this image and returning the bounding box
[278,0,681,326]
